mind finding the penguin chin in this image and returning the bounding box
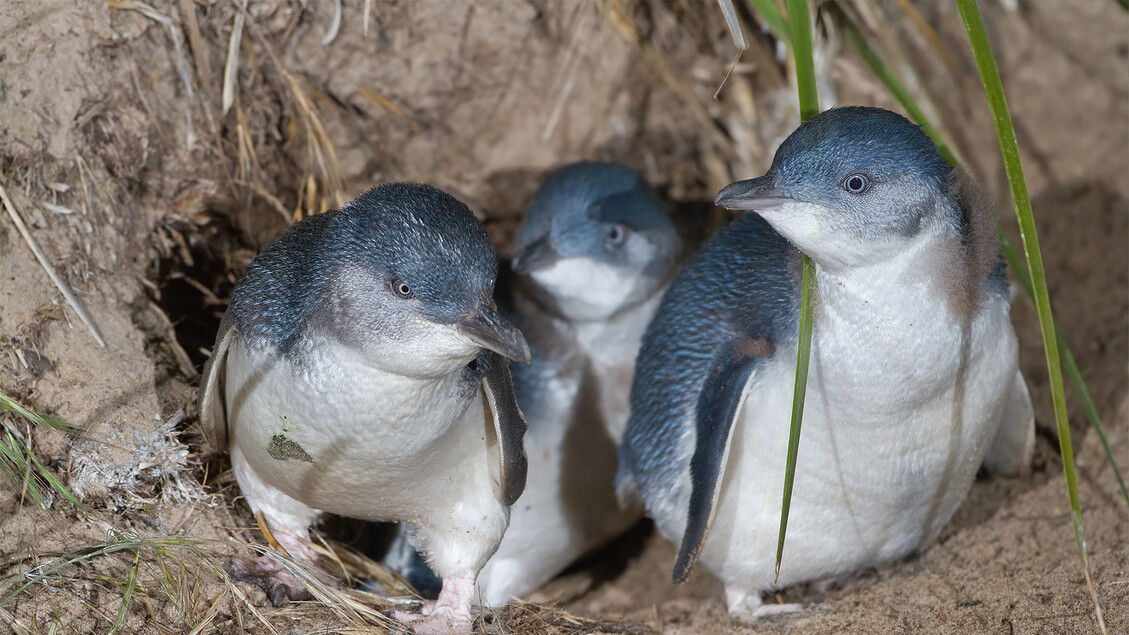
[354,321,483,379]
[529,257,644,322]
[755,201,914,272]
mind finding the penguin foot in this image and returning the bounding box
[726,587,804,623]
[392,575,475,634]
[229,556,339,606]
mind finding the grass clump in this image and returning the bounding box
[0,392,83,511]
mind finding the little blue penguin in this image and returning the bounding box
[617,106,1035,621]
[389,162,682,605]
[197,183,531,634]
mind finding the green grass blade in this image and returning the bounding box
[1000,237,1128,505]
[0,392,84,510]
[1,427,45,509]
[788,0,819,121]
[834,2,1125,509]
[109,548,141,635]
[0,392,76,435]
[956,1,1105,631]
[772,0,819,581]
[778,257,815,580]
[747,0,791,45]
[27,448,86,509]
[840,20,960,167]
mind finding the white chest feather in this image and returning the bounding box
[685,241,1019,592]
[571,289,664,441]
[224,336,499,525]
[474,288,663,604]
[531,258,650,322]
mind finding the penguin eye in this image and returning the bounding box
[390,279,414,299]
[842,173,871,194]
[606,223,628,246]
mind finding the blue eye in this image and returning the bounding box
[842,173,871,194]
[390,279,413,299]
[607,223,628,246]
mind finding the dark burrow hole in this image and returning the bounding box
[148,212,249,372]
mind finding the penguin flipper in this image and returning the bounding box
[198,311,236,451]
[982,369,1035,477]
[673,337,772,583]
[481,351,529,506]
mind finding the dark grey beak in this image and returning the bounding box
[511,234,559,275]
[714,174,792,211]
[456,303,532,364]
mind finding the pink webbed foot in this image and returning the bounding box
[230,518,339,606]
[392,575,475,635]
[726,586,804,624]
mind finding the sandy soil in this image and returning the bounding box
[0,1,1124,633]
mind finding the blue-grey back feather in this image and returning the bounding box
[619,213,800,500]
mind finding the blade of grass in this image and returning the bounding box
[25,443,85,509]
[0,422,63,509]
[788,2,819,122]
[956,1,1106,632]
[718,0,749,51]
[108,548,140,635]
[0,427,45,509]
[1000,237,1127,505]
[0,392,86,510]
[773,0,818,582]
[831,4,1126,508]
[747,0,791,45]
[840,19,960,166]
[0,392,76,434]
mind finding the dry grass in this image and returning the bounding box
[0,492,653,634]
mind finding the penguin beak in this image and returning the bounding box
[456,303,532,364]
[511,235,559,275]
[714,174,792,211]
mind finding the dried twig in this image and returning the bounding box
[107,0,172,25]
[321,0,342,45]
[0,182,105,348]
[178,0,214,102]
[222,0,247,115]
[714,0,748,99]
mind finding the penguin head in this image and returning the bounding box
[716,106,957,270]
[316,183,529,376]
[512,162,681,321]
